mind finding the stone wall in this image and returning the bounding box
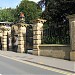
[39,44,71,60]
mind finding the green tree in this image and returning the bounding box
[0,8,16,22]
[40,0,75,25]
[15,0,42,23]
[38,0,75,44]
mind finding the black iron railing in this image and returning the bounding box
[42,24,70,44]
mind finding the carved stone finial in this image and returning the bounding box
[20,12,25,18]
[19,12,25,23]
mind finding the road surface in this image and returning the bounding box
[0,55,70,75]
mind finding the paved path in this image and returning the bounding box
[0,50,75,74]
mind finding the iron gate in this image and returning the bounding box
[26,25,33,53]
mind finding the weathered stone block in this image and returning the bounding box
[33,50,38,55]
[3,36,7,39]
[4,31,7,35]
[33,25,42,30]
[3,45,7,47]
[33,40,41,45]
[70,51,75,61]
[3,39,7,42]
[19,36,24,40]
[17,49,25,53]
[2,48,7,51]
[33,45,39,49]
[33,31,41,35]
[33,35,41,40]
[18,41,24,44]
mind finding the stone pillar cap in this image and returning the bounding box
[0,25,10,31]
[32,18,46,23]
[66,14,75,19]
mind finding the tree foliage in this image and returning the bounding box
[15,0,42,23]
[0,0,42,22]
[40,0,75,25]
[0,8,16,22]
[38,0,75,44]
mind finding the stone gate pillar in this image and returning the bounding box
[17,12,27,53]
[33,19,46,55]
[67,14,75,61]
[1,26,10,51]
[18,24,27,53]
[2,29,7,51]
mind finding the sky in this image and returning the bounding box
[0,0,40,9]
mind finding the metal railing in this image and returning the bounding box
[42,24,70,44]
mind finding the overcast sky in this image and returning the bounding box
[0,0,40,9]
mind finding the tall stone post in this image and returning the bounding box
[33,19,46,55]
[0,30,3,37]
[67,14,75,61]
[18,24,27,53]
[2,29,7,51]
[2,27,10,51]
[0,30,2,50]
[17,12,27,53]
